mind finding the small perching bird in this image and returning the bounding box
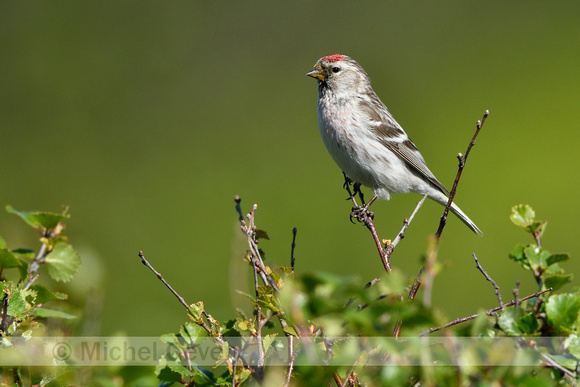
[307,54,483,236]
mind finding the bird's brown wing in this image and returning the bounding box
[360,96,450,195]
[382,137,450,195]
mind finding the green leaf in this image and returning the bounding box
[13,248,35,259]
[564,334,580,359]
[44,243,81,282]
[6,205,69,232]
[0,248,21,268]
[29,284,68,304]
[155,363,182,383]
[188,301,205,323]
[546,294,580,333]
[547,253,571,266]
[509,244,530,270]
[0,236,6,249]
[524,245,549,269]
[544,274,573,292]
[254,229,270,240]
[180,321,207,345]
[510,204,535,228]
[7,289,28,319]
[498,308,538,335]
[549,355,578,371]
[517,312,540,334]
[262,333,277,352]
[528,220,547,238]
[235,317,257,334]
[33,308,77,320]
[214,340,229,367]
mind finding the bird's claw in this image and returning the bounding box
[350,205,374,223]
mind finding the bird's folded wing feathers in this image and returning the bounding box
[371,121,450,196]
[360,97,450,196]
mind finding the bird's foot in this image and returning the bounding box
[350,204,374,223]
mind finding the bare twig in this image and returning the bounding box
[234,195,298,384]
[232,347,240,387]
[236,197,279,291]
[137,251,224,347]
[411,110,488,301]
[290,227,297,273]
[283,335,295,387]
[419,288,552,336]
[408,267,424,301]
[365,278,381,288]
[513,281,520,309]
[234,194,244,222]
[422,237,438,308]
[138,250,189,309]
[385,194,429,258]
[435,109,488,240]
[360,214,391,272]
[251,253,265,376]
[0,294,9,333]
[342,175,390,272]
[473,253,504,311]
[539,350,577,380]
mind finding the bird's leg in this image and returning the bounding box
[353,182,365,205]
[342,172,356,201]
[342,172,377,222]
[342,173,363,223]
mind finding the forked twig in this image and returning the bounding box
[384,194,429,258]
[473,253,504,311]
[342,175,391,272]
[436,110,488,239]
[410,109,489,301]
[419,288,552,336]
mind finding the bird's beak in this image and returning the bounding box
[306,63,326,81]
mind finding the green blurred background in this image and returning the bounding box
[1,2,578,336]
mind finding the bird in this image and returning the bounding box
[306,54,483,236]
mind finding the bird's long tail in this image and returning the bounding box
[449,202,483,236]
[427,191,483,236]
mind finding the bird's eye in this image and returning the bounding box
[332,67,340,73]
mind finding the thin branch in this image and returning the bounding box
[342,174,390,272]
[473,253,504,311]
[421,237,438,308]
[435,109,488,240]
[411,109,489,301]
[138,250,189,309]
[513,281,520,309]
[0,293,9,333]
[234,195,244,222]
[290,227,297,273]
[385,194,429,258]
[24,237,53,291]
[232,347,240,387]
[283,335,295,387]
[419,288,552,336]
[360,214,390,272]
[539,350,577,380]
[365,278,381,288]
[236,197,279,291]
[251,254,265,376]
[235,195,298,384]
[408,267,424,301]
[137,251,220,345]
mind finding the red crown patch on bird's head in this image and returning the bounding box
[322,54,346,63]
